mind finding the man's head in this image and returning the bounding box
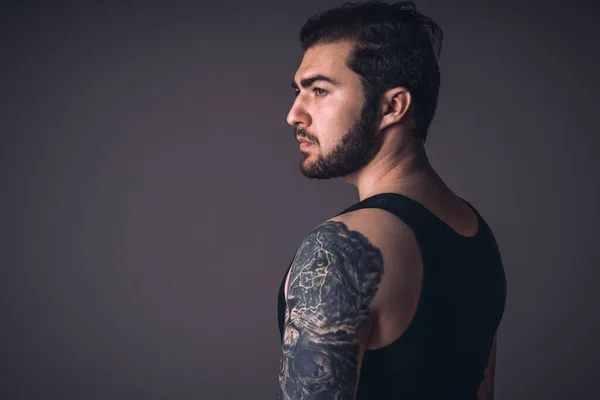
[287,1,443,179]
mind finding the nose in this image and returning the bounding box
[286,97,311,127]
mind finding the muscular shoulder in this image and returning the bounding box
[293,208,421,316]
[326,208,421,274]
[290,218,385,309]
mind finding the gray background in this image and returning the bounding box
[1,1,598,399]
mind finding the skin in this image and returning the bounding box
[289,42,381,180]
[279,39,497,399]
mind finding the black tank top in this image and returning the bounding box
[277,193,507,399]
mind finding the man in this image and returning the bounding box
[276,1,507,399]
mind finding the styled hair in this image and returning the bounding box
[299,1,443,142]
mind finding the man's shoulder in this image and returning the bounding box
[321,207,419,258]
[300,207,422,290]
[296,207,423,321]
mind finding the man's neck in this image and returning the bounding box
[344,136,445,202]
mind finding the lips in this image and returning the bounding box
[296,137,314,144]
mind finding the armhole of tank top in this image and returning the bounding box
[279,249,299,302]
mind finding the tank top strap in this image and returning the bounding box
[335,192,446,241]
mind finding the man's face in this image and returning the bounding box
[287,40,381,179]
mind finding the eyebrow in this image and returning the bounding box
[292,74,340,90]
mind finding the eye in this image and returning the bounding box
[293,89,300,97]
[313,87,327,96]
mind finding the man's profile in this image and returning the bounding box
[276,1,507,399]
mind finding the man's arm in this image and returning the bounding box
[277,220,384,399]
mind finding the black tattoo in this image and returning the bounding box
[278,221,384,399]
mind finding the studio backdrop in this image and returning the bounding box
[1,1,598,399]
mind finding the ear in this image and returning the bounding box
[378,87,412,131]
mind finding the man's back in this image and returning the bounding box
[278,191,506,399]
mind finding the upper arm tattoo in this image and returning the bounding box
[278,221,384,399]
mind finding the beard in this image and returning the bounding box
[297,100,382,180]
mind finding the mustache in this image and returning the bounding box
[294,127,318,144]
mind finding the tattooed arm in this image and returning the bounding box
[278,220,384,400]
